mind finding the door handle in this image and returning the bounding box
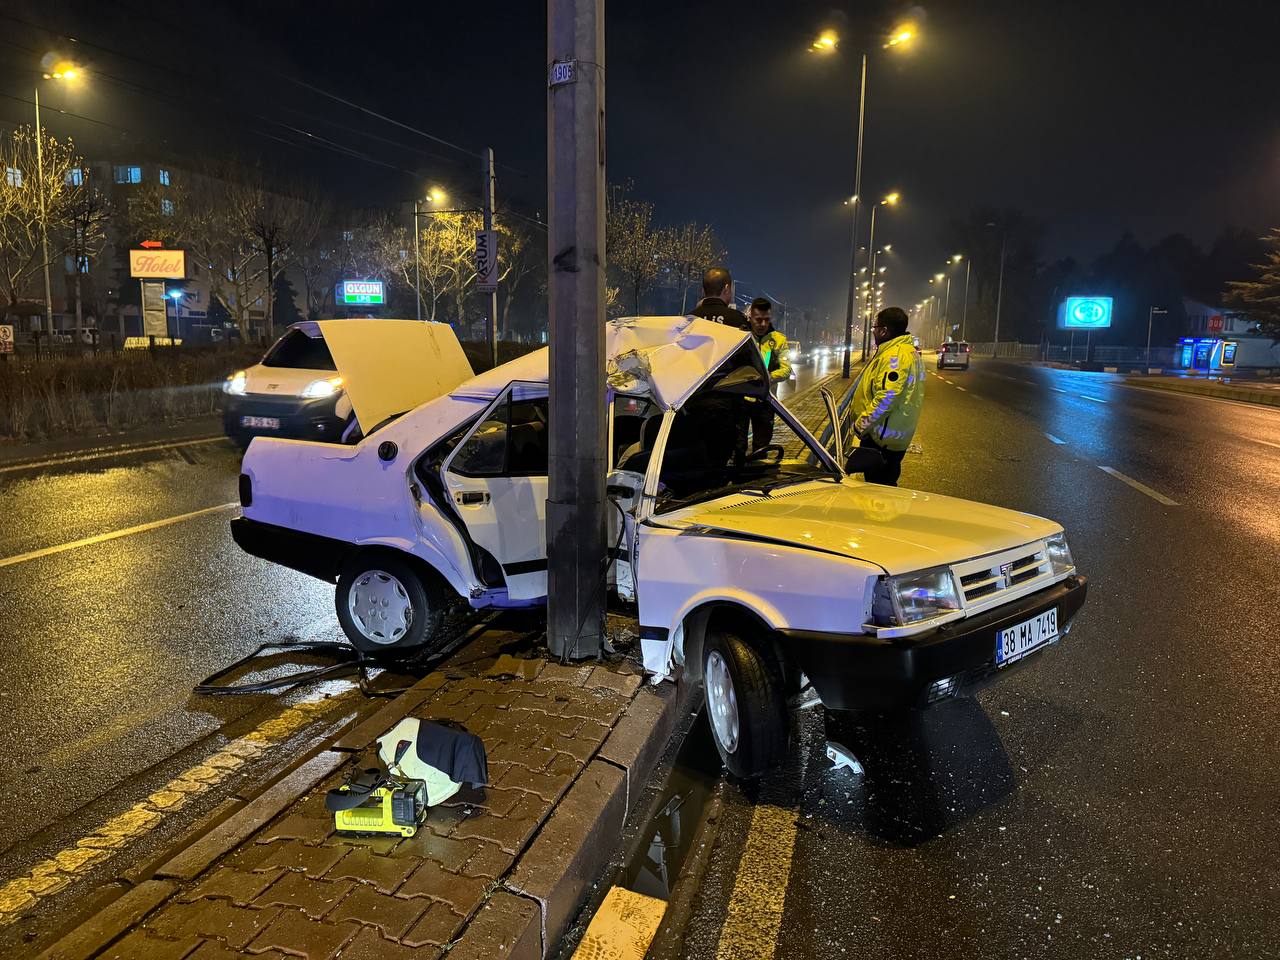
[456,490,490,506]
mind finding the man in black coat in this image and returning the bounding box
[691,267,749,330]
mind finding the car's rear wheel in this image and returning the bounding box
[703,627,789,778]
[336,552,446,657]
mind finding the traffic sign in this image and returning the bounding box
[1062,296,1113,329]
[140,239,162,249]
[0,325,13,355]
[475,230,498,294]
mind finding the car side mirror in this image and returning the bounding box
[606,483,637,500]
[845,447,885,475]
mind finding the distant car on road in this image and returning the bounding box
[938,340,972,370]
[222,322,354,448]
[234,316,1087,779]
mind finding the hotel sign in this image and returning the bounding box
[129,249,187,279]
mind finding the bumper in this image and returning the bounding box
[781,575,1088,711]
[223,394,345,443]
[230,516,349,583]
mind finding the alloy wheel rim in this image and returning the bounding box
[348,570,414,644]
[706,650,740,754]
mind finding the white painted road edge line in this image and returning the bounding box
[0,435,225,474]
[1257,439,1280,450]
[0,502,238,569]
[1080,395,1107,403]
[1045,433,1067,445]
[1098,467,1179,506]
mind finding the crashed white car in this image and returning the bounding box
[233,317,1087,777]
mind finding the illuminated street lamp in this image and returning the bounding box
[166,289,184,341]
[812,26,915,376]
[862,193,899,355]
[33,58,84,338]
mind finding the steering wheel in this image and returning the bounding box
[746,444,785,463]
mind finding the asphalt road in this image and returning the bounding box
[0,428,392,950]
[681,358,1280,959]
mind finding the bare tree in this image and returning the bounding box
[663,221,724,313]
[607,184,663,316]
[0,125,81,328]
[233,169,322,333]
[61,168,110,343]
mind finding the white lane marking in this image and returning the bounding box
[1098,466,1179,506]
[955,386,967,392]
[0,502,237,569]
[1257,439,1280,450]
[1050,387,1069,394]
[1080,395,1107,404]
[1045,433,1067,445]
[0,436,225,475]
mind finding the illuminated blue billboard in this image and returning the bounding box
[1062,296,1113,329]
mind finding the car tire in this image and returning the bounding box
[336,552,446,657]
[703,627,789,779]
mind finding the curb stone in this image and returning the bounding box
[1126,375,1280,408]
[34,880,176,960]
[505,760,628,959]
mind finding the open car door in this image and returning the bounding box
[441,383,549,601]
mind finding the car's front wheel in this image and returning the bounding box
[703,628,789,778]
[336,552,446,657]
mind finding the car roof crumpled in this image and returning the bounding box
[450,315,753,411]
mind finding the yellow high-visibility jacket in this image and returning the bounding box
[754,329,791,386]
[850,334,925,451]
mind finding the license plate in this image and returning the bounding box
[241,416,280,429]
[996,608,1058,665]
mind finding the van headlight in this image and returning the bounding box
[1045,532,1074,576]
[301,376,343,399]
[224,370,247,395]
[873,566,963,626]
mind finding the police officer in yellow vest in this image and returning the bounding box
[850,307,924,486]
[744,297,791,452]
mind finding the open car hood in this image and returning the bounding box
[449,316,757,410]
[678,480,1061,575]
[317,320,473,430]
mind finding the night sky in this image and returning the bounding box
[3,0,1278,326]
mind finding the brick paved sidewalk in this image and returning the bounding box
[39,623,690,960]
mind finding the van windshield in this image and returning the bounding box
[262,329,337,370]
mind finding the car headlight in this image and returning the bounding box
[224,370,247,395]
[1045,532,1074,576]
[301,376,343,399]
[872,566,963,626]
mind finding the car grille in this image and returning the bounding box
[952,544,1050,608]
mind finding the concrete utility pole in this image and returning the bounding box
[33,87,55,339]
[482,147,500,369]
[546,0,607,660]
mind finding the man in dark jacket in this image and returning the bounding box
[691,267,750,330]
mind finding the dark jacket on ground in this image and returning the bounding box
[691,296,750,331]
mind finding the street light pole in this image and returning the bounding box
[991,228,1007,358]
[546,0,607,661]
[413,199,422,321]
[482,146,499,369]
[841,53,867,378]
[961,258,972,340]
[33,86,55,339]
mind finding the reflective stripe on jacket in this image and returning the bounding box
[850,334,925,451]
[754,330,791,384]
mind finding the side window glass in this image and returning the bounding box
[451,396,548,477]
